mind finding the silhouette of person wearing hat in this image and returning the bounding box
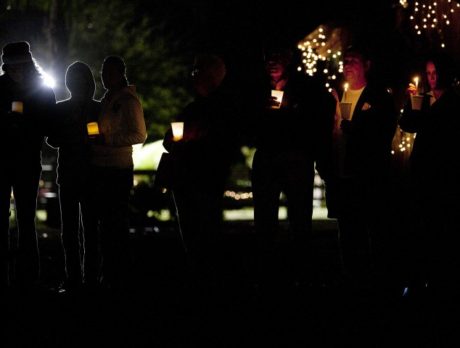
[0,41,56,290]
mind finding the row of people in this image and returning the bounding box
[1,41,147,292]
[3,38,459,295]
[162,43,460,294]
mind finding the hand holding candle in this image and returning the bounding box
[171,122,184,142]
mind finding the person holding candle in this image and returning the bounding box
[250,40,336,292]
[330,44,398,292]
[399,53,460,295]
[0,41,56,291]
[162,53,239,294]
[45,61,101,293]
[87,55,146,291]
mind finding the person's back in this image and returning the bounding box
[0,41,56,289]
[46,61,101,291]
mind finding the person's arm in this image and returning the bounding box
[106,97,147,146]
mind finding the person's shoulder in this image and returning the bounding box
[56,99,71,108]
[118,86,142,105]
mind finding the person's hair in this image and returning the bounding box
[65,61,96,99]
[2,60,41,80]
[343,44,371,64]
[102,55,128,87]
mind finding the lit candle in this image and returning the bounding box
[87,122,100,136]
[271,90,284,109]
[171,122,184,142]
[413,76,419,93]
[343,83,349,101]
[11,101,23,114]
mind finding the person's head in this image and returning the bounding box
[343,45,371,89]
[191,54,226,97]
[424,53,454,92]
[65,61,96,101]
[1,41,38,83]
[101,55,128,91]
[263,45,293,83]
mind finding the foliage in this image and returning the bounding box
[1,0,193,141]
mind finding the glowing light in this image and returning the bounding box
[42,71,56,88]
[410,0,458,48]
[297,25,344,90]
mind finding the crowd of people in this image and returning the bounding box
[1,42,147,293]
[2,38,460,300]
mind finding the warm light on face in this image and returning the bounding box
[426,61,437,90]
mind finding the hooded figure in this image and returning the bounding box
[0,41,56,289]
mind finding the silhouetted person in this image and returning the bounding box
[400,53,460,293]
[250,42,336,290]
[330,45,398,290]
[86,56,146,290]
[0,41,56,290]
[46,61,101,292]
[163,54,238,293]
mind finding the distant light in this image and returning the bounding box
[42,72,56,88]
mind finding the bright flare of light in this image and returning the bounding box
[42,72,56,88]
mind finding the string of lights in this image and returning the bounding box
[409,0,460,48]
[297,25,344,92]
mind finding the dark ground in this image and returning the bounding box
[3,219,458,347]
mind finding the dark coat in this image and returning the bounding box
[46,99,101,186]
[341,84,398,180]
[0,74,56,165]
[163,86,239,191]
[399,88,460,196]
[253,73,336,182]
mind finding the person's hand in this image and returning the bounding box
[7,111,23,118]
[330,88,340,103]
[6,111,25,129]
[88,133,105,145]
[340,119,352,134]
[407,83,417,96]
[267,96,281,109]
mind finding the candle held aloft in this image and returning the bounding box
[171,122,184,142]
[12,101,23,114]
[87,122,100,136]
